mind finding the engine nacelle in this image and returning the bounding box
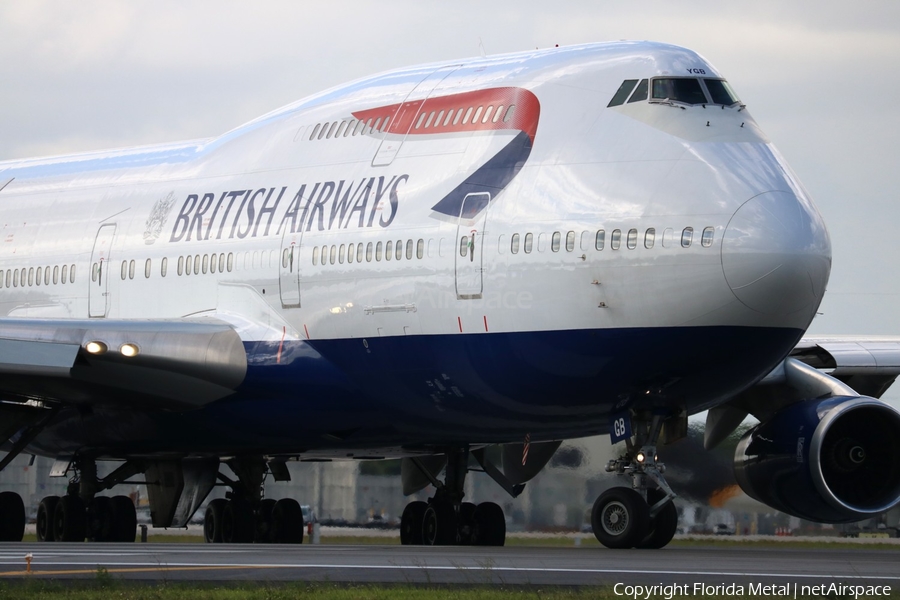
[734,396,900,522]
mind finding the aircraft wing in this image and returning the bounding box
[790,336,900,399]
[0,317,247,412]
[705,336,900,450]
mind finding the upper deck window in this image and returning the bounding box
[703,79,740,106]
[651,78,707,105]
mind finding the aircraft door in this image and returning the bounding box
[454,192,491,299]
[89,224,116,318]
[279,228,303,308]
[372,65,460,167]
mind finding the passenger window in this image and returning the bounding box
[339,244,345,264]
[471,106,483,123]
[652,78,707,105]
[551,232,561,253]
[36,266,42,286]
[702,227,715,247]
[459,236,468,258]
[406,239,413,260]
[566,231,575,252]
[503,105,516,122]
[627,229,638,250]
[511,233,520,254]
[611,229,622,250]
[395,240,402,261]
[194,254,201,275]
[453,109,463,125]
[145,259,152,278]
[28,267,33,286]
[0,270,4,289]
[492,105,504,123]
[416,239,424,259]
[682,227,694,248]
[608,79,639,107]
[312,246,319,265]
[44,266,50,285]
[385,240,393,261]
[227,252,234,272]
[357,243,364,263]
[645,228,656,249]
[415,113,427,129]
[53,266,59,285]
[161,257,168,277]
[121,261,127,280]
[482,106,494,123]
[12,269,18,288]
[62,265,68,284]
[628,79,648,103]
[366,242,373,262]
[330,245,337,265]
[462,107,473,124]
[129,259,135,279]
[309,124,321,141]
[524,233,533,254]
[347,244,354,264]
[376,241,383,261]
[595,230,605,250]
[202,255,209,274]
[661,228,675,248]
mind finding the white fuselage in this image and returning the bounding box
[0,41,831,456]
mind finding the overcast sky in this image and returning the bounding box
[2,1,899,402]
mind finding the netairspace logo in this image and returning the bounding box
[613,582,892,599]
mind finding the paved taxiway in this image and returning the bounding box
[1,542,899,586]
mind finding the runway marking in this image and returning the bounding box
[1,562,899,581]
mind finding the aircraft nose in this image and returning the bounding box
[722,190,831,316]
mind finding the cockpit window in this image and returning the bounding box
[627,79,649,103]
[608,79,638,107]
[651,78,707,105]
[704,79,740,105]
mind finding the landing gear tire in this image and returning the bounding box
[54,495,87,542]
[36,496,59,542]
[457,502,477,545]
[222,500,254,543]
[87,496,114,542]
[270,498,304,544]
[110,495,137,542]
[473,501,506,546]
[255,498,277,543]
[400,501,427,545]
[204,498,227,543]
[423,501,457,546]
[637,489,677,549]
[591,487,649,549]
[0,491,25,542]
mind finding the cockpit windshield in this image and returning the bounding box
[704,79,740,105]
[651,78,707,105]
[607,77,742,108]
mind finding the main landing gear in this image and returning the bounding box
[400,448,506,546]
[203,458,304,544]
[592,413,679,549]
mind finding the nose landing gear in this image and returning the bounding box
[592,412,679,549]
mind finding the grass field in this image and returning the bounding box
[3,580,900,600]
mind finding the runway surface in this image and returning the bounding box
[2,542,900,586]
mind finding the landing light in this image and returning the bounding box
[85,341,108,355]
[636,452,646,463]
[119,343,140,358]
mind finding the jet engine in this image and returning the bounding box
[734,396,900,522]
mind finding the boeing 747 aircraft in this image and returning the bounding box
[1,41,899,549]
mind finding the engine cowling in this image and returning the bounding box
[734,396,900,522]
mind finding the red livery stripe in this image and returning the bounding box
[352,87,540,144]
